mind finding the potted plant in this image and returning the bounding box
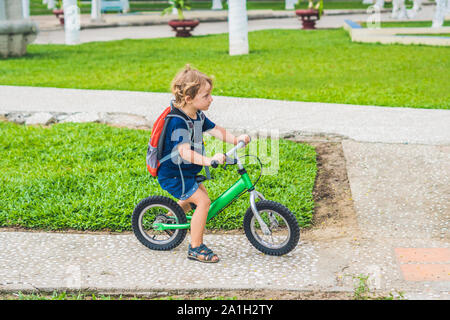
[162,0,199,37]
[52,0,82,26]
[52,0,65,25]
[295,0,324,30]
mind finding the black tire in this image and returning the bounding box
[131,196,187,251]
[243,200,300,256]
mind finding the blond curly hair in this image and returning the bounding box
[171,64,213,109]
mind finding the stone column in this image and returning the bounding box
[0,0,39,58]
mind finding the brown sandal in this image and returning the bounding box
[187,244,219,263]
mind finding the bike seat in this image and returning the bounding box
[195,175,207,184]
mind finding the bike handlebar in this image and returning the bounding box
[226,140,247,157]
[210,140,248,168]
[211,160,219,168]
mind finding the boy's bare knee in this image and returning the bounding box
[188,188,211,207]
[199,197,211,208]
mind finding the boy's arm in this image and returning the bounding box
[178,143,227,166]
[207,125,250,145]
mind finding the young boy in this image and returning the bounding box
[157,65,250,263]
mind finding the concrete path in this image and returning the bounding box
[1,86,449,145]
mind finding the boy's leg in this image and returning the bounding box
[177,199,192,213]
[178,183,208,213]
[184,187,211,248]
[198,183,208,196]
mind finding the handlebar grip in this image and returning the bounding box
[210,160,219,168]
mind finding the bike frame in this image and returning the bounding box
[153,171,253,231]
[153,141,268,232]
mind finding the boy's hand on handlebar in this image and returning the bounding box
[236,134,251,146]
[210,153,226,166]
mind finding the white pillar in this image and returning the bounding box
[228,0,248,55]
[47,0,55,9]
[167,1,177,15]
[0,0,6,20]
[122,0,129,13]
[91,0,102,21]
[212,0,223,10]
[406,0,422,18]
[63,0,80,45]
[374,0,385,8]
[22,0,29,18]
[432,0,449,27]
[391,0,408,19]
[285,0,296,10]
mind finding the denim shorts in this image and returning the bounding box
[179,181,200,201]
[158,175,200,201]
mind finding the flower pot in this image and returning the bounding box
[52,9,65,26]
[295,9,321,30]
[168,19,199,37]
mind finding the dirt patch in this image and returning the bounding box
[299,140,360,241]
[134,289,354,300]
[202,139,360,241]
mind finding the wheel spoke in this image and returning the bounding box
[139,204,179,245]
[250,209,291,249]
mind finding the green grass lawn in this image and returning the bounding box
[30,0,396,15]
[0,121,317,231]
[1,29,449,109]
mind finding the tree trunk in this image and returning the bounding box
[91,0,102,21]
[285,0,296,10]
[212,0,223,10]
[22,0,29,18]
[228,0,248,55]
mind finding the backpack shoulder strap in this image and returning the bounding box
[169,107,195,141]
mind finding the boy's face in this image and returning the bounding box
[188,82,213,112]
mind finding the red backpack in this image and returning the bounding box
[146,103,206,177]
[146,106,172,176]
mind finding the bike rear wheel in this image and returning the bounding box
[131,196,187,251]
[243,200,300,256]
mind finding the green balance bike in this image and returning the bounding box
[132,141,300,256]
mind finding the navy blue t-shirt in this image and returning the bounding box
[157,112,216,180]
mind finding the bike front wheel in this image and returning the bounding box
[131,196,187,251]
[243,200,300,256]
